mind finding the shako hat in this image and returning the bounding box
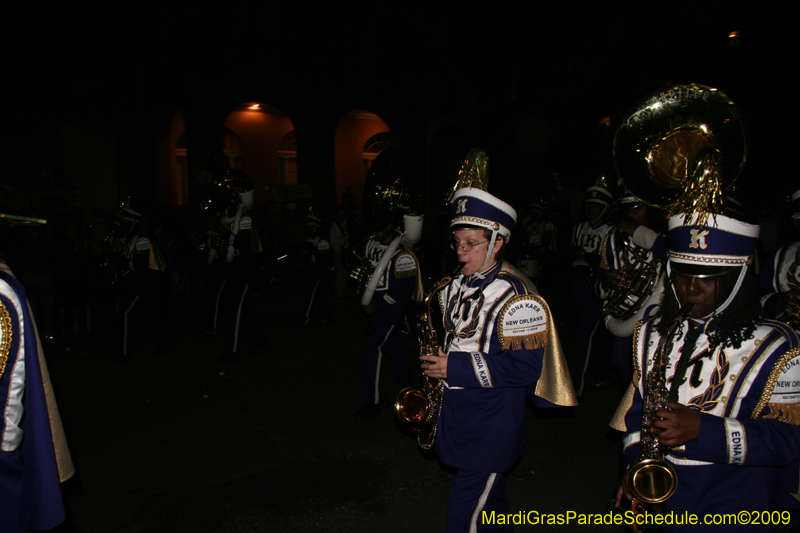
[667,213,759,278]
[617,185,640,206]
[450,188,517,241]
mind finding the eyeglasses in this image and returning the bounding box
[450,240,488,252]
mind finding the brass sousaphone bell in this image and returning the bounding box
[613,83,748,216]
[614,84,748,505]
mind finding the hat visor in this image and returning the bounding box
[670,262,732,279]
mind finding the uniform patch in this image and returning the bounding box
[239,216,252,230]
[383,293,396,305]
[497,294,548,351]
[394,253,418,278]
[763,352,800,425]
[317,239,330,251]
[771,355,800,397]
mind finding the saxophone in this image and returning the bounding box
[628,303,693,504]
[394,271,457,450]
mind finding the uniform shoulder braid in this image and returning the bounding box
[753,323,800,425]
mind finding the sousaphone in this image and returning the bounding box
[605,84,748,336]
[350,147,424,306]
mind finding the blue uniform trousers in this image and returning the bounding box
[447,470,511,532]
[362,308,412,405]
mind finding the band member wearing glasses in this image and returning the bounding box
[613,212,800,528]
[422,187,576,532]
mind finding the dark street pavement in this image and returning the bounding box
[44,269,663,532]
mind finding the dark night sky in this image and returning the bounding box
[7,3,796,212]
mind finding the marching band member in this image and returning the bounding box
[1,245,74,532]
[422,187,576,532]
[515,196,556,285]
[569,178,615,395]
[205,170,267,361]
[300,212,331,326]
[757,189,800,334]
[613,212,800,530]
[105,200,167,357]
[597,187,666,387]
[355,220,422,419]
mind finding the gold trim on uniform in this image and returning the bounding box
[600,233,611,270]
[498,262,578,407]
[667,251,752,265]
[451,215,495,229]
[764,403,800,425]
[0,300,11,380]
[753,346,800,423]
[609,319,645,432]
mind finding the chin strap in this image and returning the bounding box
[481,230,499,270]
[588,204,610,226]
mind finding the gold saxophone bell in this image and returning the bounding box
[628,458,678,504]
[395,271,456,450]
[395,387,428,423]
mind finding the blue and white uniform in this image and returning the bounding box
[440,185,576,532]
[440,261,556,470]
[569,218,614,393]
[362,237,421,405]
[301,222,332,326]
[105,207,167,357]
[612,212,800,531]
[571,220,613,265]
[438,260,576,532]
[620,316,800,529]
[0,263,74,532]
[208,206,265,356]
